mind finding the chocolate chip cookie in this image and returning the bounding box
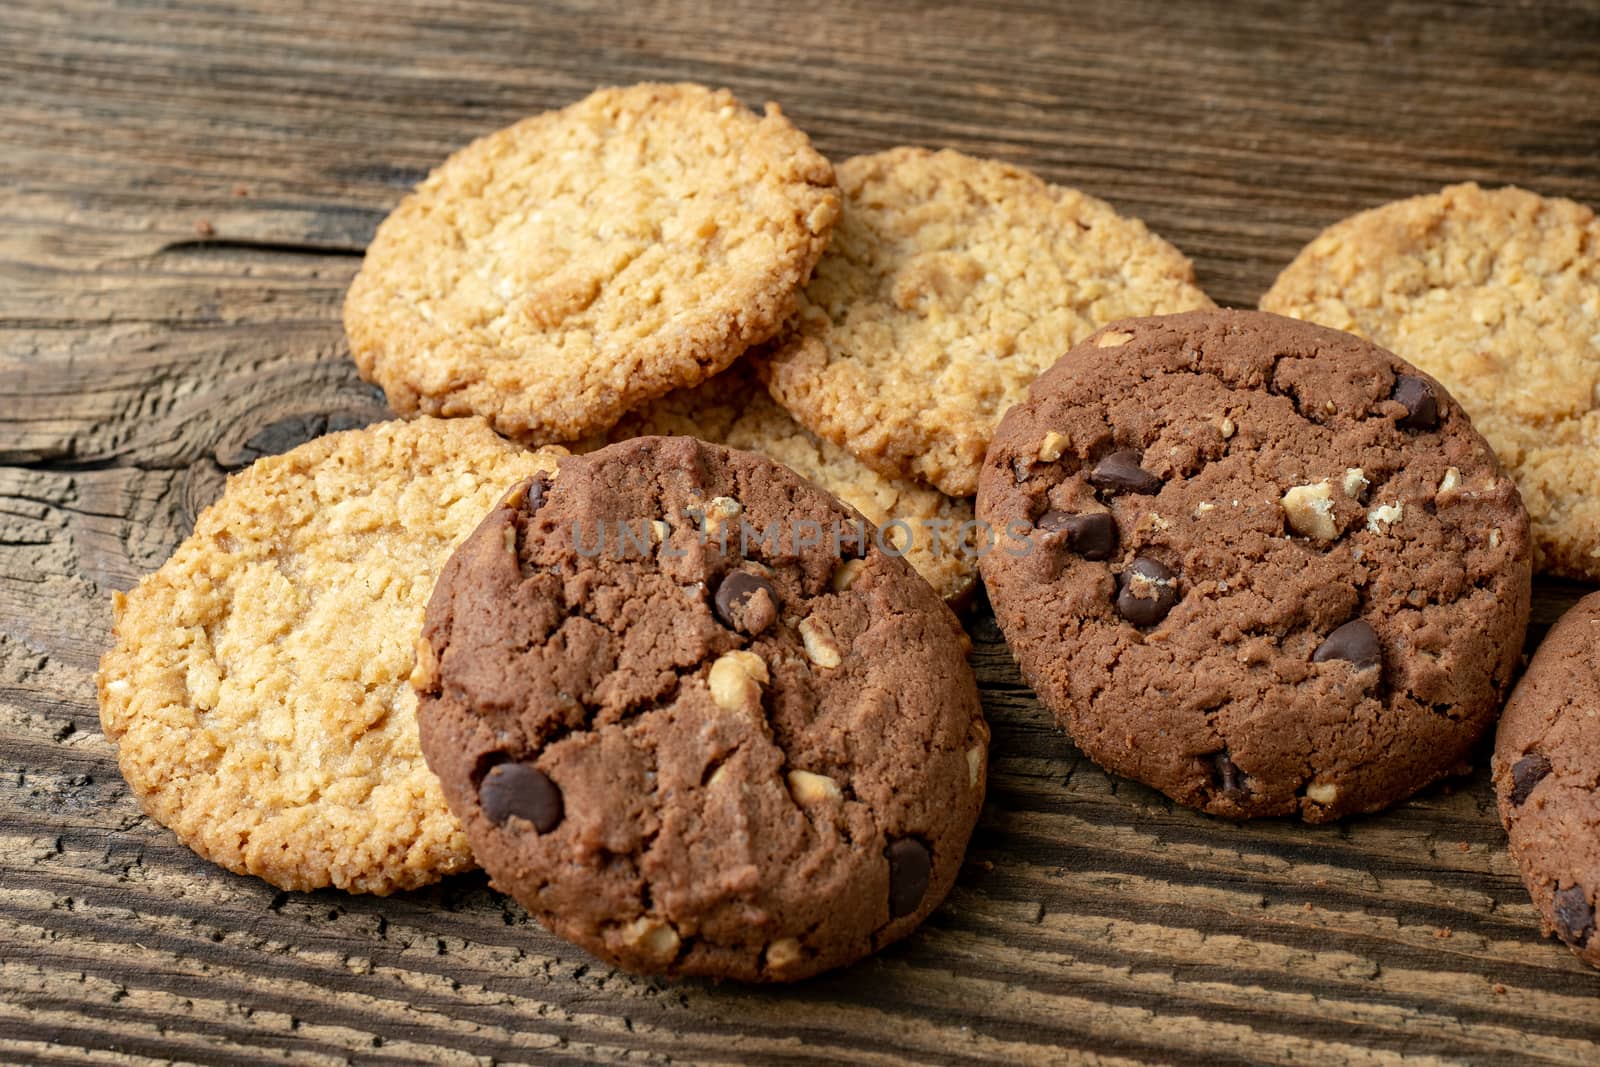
[97,418,562,893]
[1494,592,1600,970]
[976,309,1531,822]
[762,146,1213,497]
[345,83,839,445]
[415,437,988,980]
[1261,183,1600,581]
[600,363,979,605]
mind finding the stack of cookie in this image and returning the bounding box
[97,80,1600,980]
[337,85,1222,984]
[99,82,1213,980]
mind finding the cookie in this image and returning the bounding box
[97,418,562,894]
[599,363,978,604]
[344,82,840,445]
[976,309,1531,822]
[415,436,988,981]
[762,147,1214,497]
[1260,183,1600,581]
[1494,592,1600,970]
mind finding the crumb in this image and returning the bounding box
[979,860,994,872]
[233,184,250,198]
[1314,879,1328,887]
[1433,927,1452,939]
[1492,983,1507,995]
[1303,902,1314,912]
[194,218,215,237]
[1457,841,1471,853]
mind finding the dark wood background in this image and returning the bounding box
[4,1,1599,1063]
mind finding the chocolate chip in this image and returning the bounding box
[1553,885,1595,948]
[1212,751,1249,800]
[480,763,563,833]
[521,471,552,513]
[1115,557,1179,626]
[885,837,932,919]
[1037,510,1119,561]
[1392,375,1440,431]
[1510,753,1552,807]
[713,571,778,635]
[1089,449,1162,495]
[1312,619,1382,672]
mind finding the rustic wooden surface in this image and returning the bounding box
[4,0,1600,1062]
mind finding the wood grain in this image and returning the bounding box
[3,0,1599,1062]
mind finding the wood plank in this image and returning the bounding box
[3,0,1599,1062]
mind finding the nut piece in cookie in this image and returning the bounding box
[978,309,1531,823]
[1282,481,1339,541]
[708,650,770,715]
[415,436,989,981]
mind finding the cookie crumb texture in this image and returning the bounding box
[1493,592,1600,970]
[345,83,839,445]
[977,310,1531,822]
[599,363,978,604]
[96,418,562,894]
[764,147,1213,497]
[1262,183,1600,581]
[417,437,988,981]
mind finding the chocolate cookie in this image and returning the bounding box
[96,418,562,893]
[345,83,839,445]
[1494,592,1600,970]
[415,437,988,980]
[762,147,1213,497]
[1261,183,1600,581]
[976,309,1531,821]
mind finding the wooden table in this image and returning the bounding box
[4,1,1599,1062]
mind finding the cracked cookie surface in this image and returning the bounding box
[1494,591,1600,970]
[976,310,1531,821]
[598,362,978,605]
[415,437,988,980]
[1261,183,1600,581]
[345,82,839,445]
[97,418,562,893]
[762,147,1213,497]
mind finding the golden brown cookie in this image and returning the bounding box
[345,83,839,445]
[600,364,978,604]
[97,418,562,894]
[1261,183,1600,581]
[763,147,1214,497]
